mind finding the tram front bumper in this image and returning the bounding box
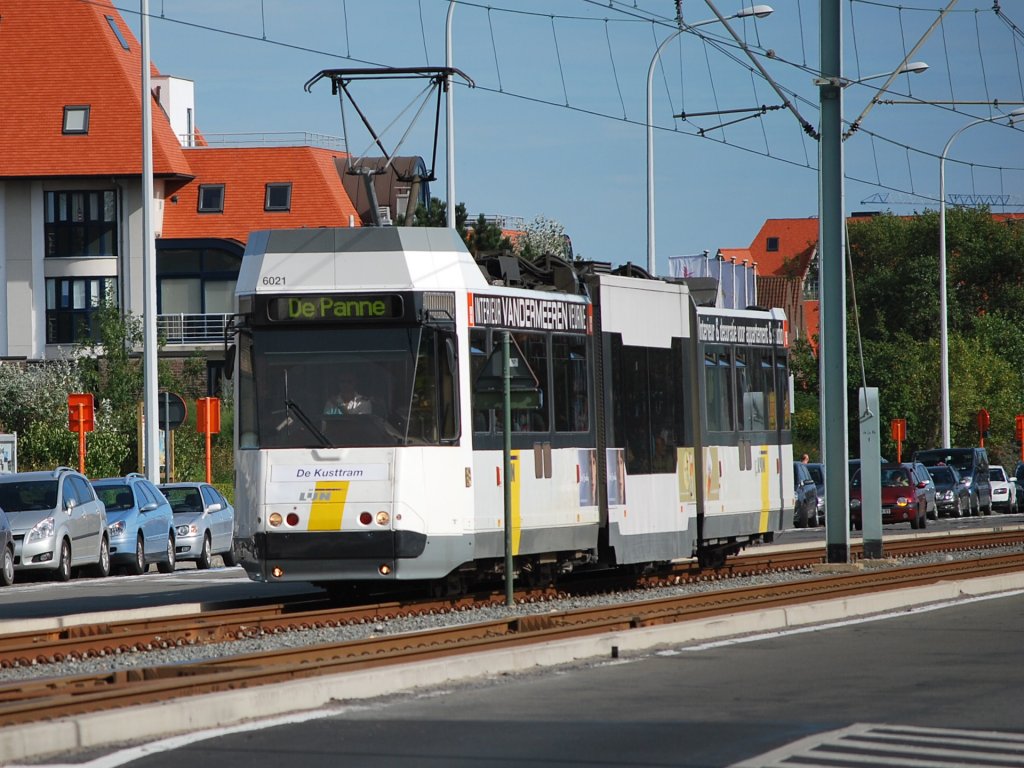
[242,530,427,582]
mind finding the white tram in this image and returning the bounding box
[230,227,792,587]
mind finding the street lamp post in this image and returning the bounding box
[646,5,772,275]
[938,107,1024,448]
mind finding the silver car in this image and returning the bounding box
[159,482,236,569]
[0,505,13,586]
[0,467,110,581]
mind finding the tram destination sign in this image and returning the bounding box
[697,314,787,347]
[262,293,406,324]
[469,293,589,334]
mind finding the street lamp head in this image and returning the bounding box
[897,61,929,76]
[737,5,774,19]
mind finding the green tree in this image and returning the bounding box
[514,215,574,262]
[466,213,513,256]
[834,210,1024,462]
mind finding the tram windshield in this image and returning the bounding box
[237,324,458,449]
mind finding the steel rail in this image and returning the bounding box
[1,551,1023,727]
[1,528,1021,670]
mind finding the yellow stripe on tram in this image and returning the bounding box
[308,481,350,531]
[759,446,771,532]
[511,451,522,554]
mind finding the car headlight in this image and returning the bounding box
[850,499,861,509]
[108,519,126,537]
[175,524,198,537]
[939,490,953,501]
[28,517,55,542]
[896,497,910,507]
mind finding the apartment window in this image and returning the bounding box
[766,236,780,252]
[45,190,117,257]
[45,277,117,344]
[62,106,90,134]
[157,244,241,315]
[264,182,292,212]
[198,184,225,213]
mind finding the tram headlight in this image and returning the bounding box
[268,512,283,527]
[375,510,390,526]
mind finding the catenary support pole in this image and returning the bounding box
[819,0,850,563]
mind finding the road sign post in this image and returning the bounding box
[890,418,906,463]
[196,397,221,483]
[977,408,990,448]
[158,392,187,482]
[67,393,95,474]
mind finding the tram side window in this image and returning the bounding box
[705,344,734,432]
[736,348,772,432]
[503,332,548,433]
[552,334,589,432]
[237,333,258,448]
[610,337,651,474]
[648,347,677,473]
[776,353,791,430]
[409,327,459,443]
[470,329,490,432]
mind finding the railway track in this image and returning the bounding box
[1,528,1020,672]
[0,529,1022,728]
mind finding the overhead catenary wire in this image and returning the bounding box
[97,0,1024,217]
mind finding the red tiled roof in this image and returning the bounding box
[746,218,819,277]
[0,0,190,178]
[162,147,360,244]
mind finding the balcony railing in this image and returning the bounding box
[158,313,230,345]
[179,132,347,151]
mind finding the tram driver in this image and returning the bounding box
[323,373,373,416]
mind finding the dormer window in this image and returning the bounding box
[265,182,292,212]
[198,184,225,213]
[766,236,779,252]
[63,106,90,135]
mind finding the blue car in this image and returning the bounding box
[91,473,176,575]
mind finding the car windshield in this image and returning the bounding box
[94,484,133,512]
[163,487,203,514]
[928,467,955,484]
[0,480,58,512]
[881,469,912,487]
[990,467,1007,482]
[807,465,824,484]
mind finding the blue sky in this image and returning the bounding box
[122,1,1024,273]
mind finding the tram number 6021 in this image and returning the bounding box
[261,276,286,286]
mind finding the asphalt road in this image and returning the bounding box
[22,585,1024,768]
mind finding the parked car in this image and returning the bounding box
[913,447,991,516]
[159,482,236,569]
[0,505,13,586]
[926,464,970,518]
[806,462,826,523]
[989,465,1017,513]
[793,462,820,528]
[910,462,938,520]
[0,467,109,581]
[91,473,176,575]
[849,463,929,530]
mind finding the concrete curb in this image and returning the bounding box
[3,572,1023,764]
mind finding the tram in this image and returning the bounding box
[229,226,792,589]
